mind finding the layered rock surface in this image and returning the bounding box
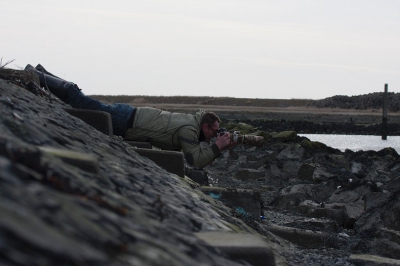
[2,68,400,265]
[0,70,279,265]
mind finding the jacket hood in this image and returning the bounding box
[194,109,204,139]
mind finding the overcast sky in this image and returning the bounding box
[2,0,400,99]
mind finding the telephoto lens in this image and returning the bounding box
[231,132,264,147]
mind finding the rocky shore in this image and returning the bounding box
[1,68,400,266]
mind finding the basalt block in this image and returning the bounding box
[371,227,400,260]
[195,232,276,266]
[263,224,330,248]
[277,144,304,160]
[297,163,316,181]
[125,141,152,149]
[185,168,209,186]
[64,109,113,137]
[297,203,346,228]
[199,187,261,220]
[246,158,266,170]
[130,148,184,178]
[283,217,338,232]
[343,201,365,229]
[234,168,265,181]
[376,227,400,245]
[348,254,400,266]
[298,201,363,229]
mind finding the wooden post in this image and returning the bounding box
[382,84,388,140]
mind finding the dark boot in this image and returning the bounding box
[25,64,81,103]
[35,64,64,80]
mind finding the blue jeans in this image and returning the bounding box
[64,84,135,136]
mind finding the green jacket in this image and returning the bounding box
[124,107,220,169]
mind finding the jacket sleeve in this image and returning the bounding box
[177,127,221,169]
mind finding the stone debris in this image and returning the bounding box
[2,69,400,265]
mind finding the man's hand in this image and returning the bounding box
[224,140,238,150]
[215,133,237,150]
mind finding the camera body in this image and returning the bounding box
[218,127,228,136]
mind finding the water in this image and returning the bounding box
[300,134,400,154]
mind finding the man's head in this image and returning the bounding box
[200,112,221,142]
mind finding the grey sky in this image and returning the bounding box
[2,0,399,99]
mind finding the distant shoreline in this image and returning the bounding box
[90,94,400,136]
[90,92,400,113]
[89,94,398,117]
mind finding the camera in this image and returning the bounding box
[217,127,264,147]
[218,127,228,136]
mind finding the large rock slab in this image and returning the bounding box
[64,108,113,137]
[196,232,276,266]
[234,168,265,181]
[263,224,330,248]
[348,254,400,266]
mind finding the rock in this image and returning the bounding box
[370,228,400,260]
[246,158,266,170]
[195,232,276,266]
[383,176,400,193]
[237,155,248,164]
[297,163,316,181]
[377,227,400,245]
[370,238,400,260]
[343,201,365,229]
[364,192,392,210]
[277,144,304,160]
[297,201,346,227]
[328,190,360,204]
[350,162,364,175]
[263,224,333,248]
[185,168,209,186]
[349,254,400,266]
[313,165,337,182]
[281,160,303,181]
[354,211,384,234]
[234,168,265,181]
[284,217,338,232]
[271,131,297,142]
[272,184,313,209]
[382,195,400,231]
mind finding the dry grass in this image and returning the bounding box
[0,58,15,69]
[90,95,315,108]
